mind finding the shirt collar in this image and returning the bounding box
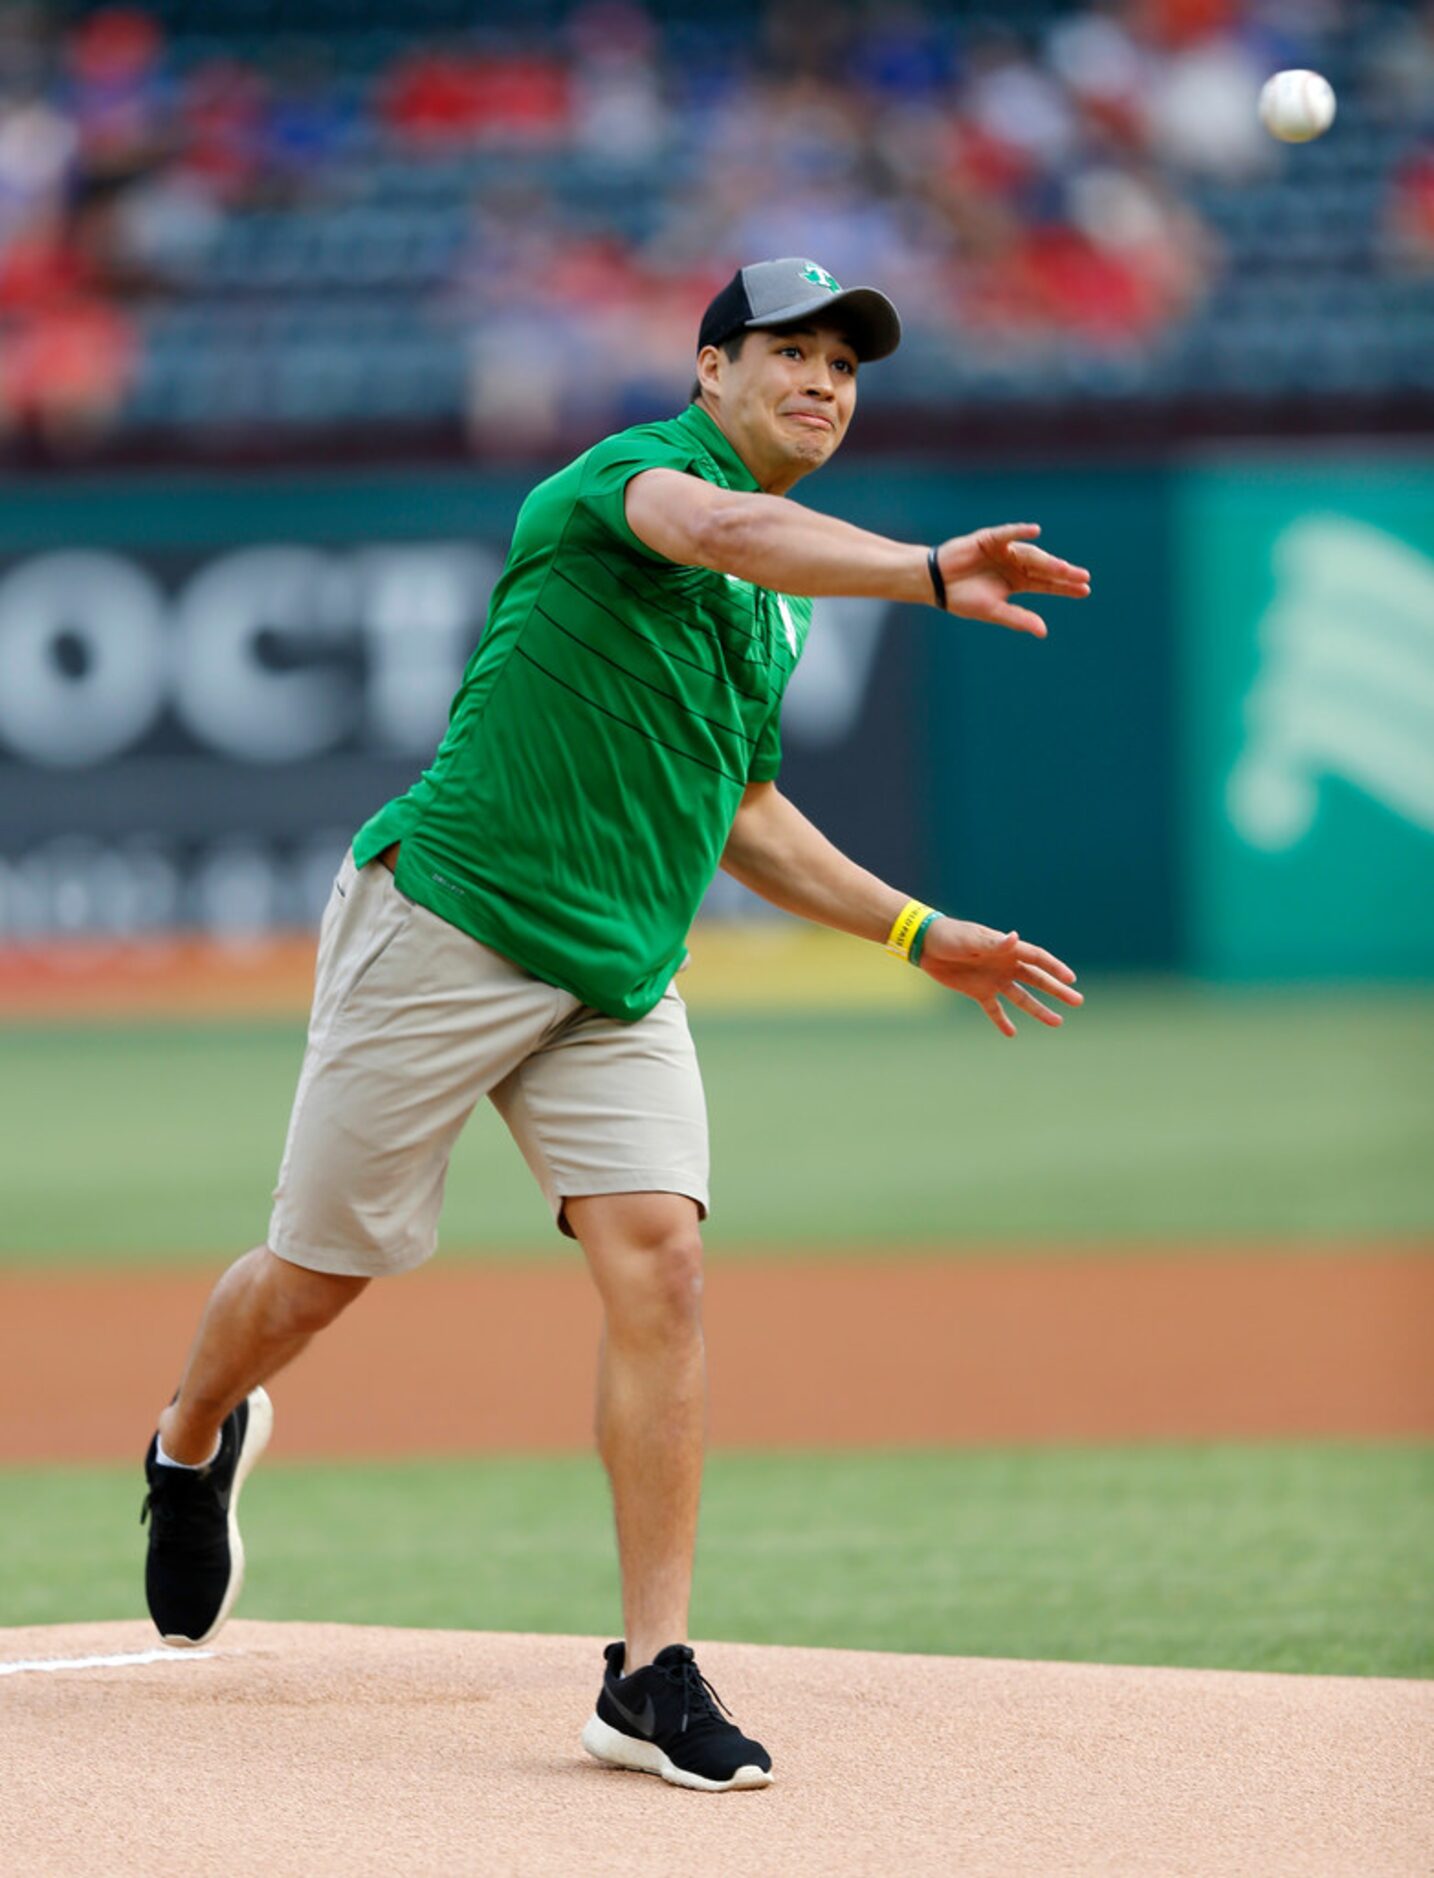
[674,403,762,494]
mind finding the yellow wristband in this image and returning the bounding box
[885,898,937,961]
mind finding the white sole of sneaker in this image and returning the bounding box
[580,1713,773,1792]
[163,1386,274,1650]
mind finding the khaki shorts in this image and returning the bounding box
[268,851,709,1278]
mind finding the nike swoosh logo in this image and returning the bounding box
[606,1684,657,1738]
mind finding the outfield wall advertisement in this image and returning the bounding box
[1179,462,1434,980]
[0,472,922,947]
[1,454,1429,978]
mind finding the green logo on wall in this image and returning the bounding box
[1228,516,1434,850]
[1181,469,1434,979]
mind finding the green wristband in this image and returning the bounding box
[908,911,940,967]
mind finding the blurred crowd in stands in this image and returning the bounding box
[0,0,1431,455]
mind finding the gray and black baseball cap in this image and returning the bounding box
[697,257,902,362]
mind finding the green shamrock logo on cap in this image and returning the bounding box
[800,264,841,293]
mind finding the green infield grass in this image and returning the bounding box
[2,1444,1429,1678]
[3,986,1432,1265]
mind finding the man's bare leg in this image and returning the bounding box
[158,1247,369,1462]
[566,1192,706,1672]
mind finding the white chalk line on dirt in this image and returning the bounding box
[0,1648,214,1679]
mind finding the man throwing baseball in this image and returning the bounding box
[140,257,1089,1792]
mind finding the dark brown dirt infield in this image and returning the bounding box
[4,1246,1430,1462]
[3,1621,1429,1875]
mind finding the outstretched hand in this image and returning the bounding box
[919,919,1082,1037]
[935,524,1091,637]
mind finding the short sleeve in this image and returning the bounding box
[748,706,782,782]
[579,430,700,565]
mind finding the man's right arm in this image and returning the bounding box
[623,468,1091,637]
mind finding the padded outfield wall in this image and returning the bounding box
[0,452,1429,979]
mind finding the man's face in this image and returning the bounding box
[698,322,858,492]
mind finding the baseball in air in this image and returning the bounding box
[1257,69,1336,143]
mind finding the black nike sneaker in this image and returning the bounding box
[140,1386,273,1647]
[581,1641,773,1791]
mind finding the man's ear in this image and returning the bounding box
[695,344,724,400]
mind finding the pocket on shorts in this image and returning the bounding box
[311,868,415,1043]
[314,851,358,953]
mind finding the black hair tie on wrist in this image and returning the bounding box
[927,545,948,609]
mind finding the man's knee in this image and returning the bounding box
[633,1227,704,1325]
[571,1198,705,1337]
[260,1247,370,1337]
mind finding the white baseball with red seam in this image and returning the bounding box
[1258,69,1336,143]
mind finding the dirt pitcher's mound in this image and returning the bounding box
[2,1623,1428,1876]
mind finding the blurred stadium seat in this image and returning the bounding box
[0,0,1430,455]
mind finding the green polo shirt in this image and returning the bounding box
[352,404,812,1021]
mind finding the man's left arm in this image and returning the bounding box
[720,782,1082,1037]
